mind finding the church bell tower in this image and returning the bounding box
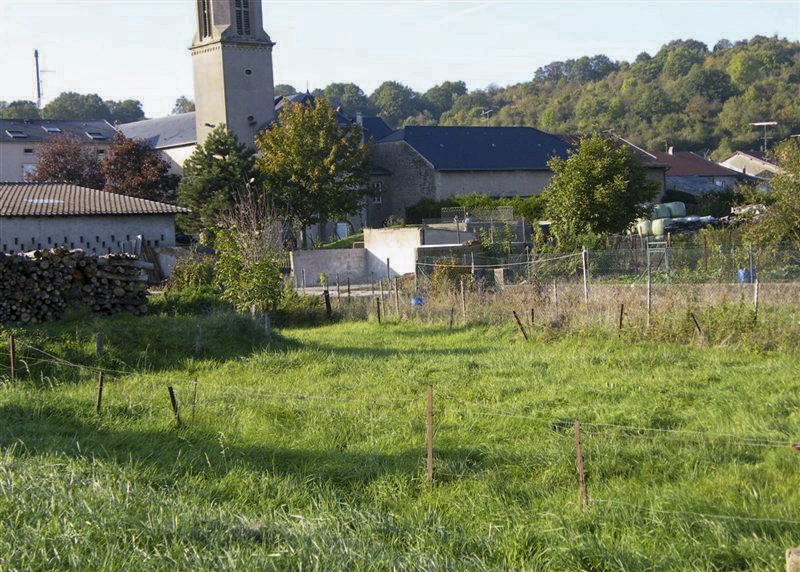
[190,0,275,147]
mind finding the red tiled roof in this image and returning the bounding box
[651,151,741,177]
[0,183,189,217]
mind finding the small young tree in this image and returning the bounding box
[256,97,371,248]
[542,133,659,242]
[214,189,286,312]
[177,125,260,241]
[29,134,105,189]
[103,134,180,203]
[749,139,800,249]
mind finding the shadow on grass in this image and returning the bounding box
[0,403,502,487]
[7,309,286,384]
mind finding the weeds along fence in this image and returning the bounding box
[301,243,800,346]
[2,336,800,529]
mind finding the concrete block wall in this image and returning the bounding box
[290,248,367,286]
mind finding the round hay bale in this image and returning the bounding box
[664,201,686,218]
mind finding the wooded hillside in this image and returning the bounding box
[303,35,800,159]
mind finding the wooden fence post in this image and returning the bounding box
[96,372,104,413]
[460,279,467,323]
[95,332,105,356]
[192,380,198,421]
[512,311,529,340]
[582,247,589,304]
[168,386,182,426]
[323,290,332,320]
[618,303,624,334]
[753,279,760,320]
[9,334,15,382]
[575,420,589,509]
[394,277,400,318]
[376,297,382,325]
[386,258,391,293]
[347,277,351,302]
[427,385,434,483]
[449,308,455,330]
[302,269,306,294]
[379,279,384,301]
[647,255,653,329]
[336,273,341,300]
[553,279,559,317]
[530,308,535,328]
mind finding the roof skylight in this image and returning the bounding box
[5,130,27,139]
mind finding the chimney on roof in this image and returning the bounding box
[668,146,674,155]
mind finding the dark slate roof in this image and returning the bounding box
[0,183,189,217]
[359,117,393,141]
[652,151,743,178]
[118,113,197,149]
[380,126,571,171]
[0,119,117,143]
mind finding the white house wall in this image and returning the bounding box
[0,214,176,254]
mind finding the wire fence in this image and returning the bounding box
[2,338,800,528]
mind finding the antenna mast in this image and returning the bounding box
[35,49,42,109]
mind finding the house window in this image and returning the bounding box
[371,182,383,204]
[23,148,33,155]
[85,131,107,141]
[5,130,26,139]
[42,126,61,133]
[97,150,106,155]
[22,164,36,177]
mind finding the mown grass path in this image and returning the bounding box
[1,315,799,570]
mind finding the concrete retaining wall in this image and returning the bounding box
[364,227,422,278]
[290,248,367,286]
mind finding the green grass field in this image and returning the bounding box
[1,308,799,570]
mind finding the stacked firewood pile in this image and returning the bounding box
[0,248,152,324]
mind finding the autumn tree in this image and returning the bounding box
[29,134,105,189]
[256,97,371,248]
[103,134,180,203]
[177,125,259,240]
[542,133,658,241]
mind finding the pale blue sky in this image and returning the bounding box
[1,0,798,119]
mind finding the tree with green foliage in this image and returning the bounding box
[315,83,372,117]
[43,92,110,120]
[177,125,259,241]
[423,81,467,119]
[107,99,145,124]
[274,84,297,97]
[256,97,371,249]
[1,100,41,119]
[542,133,658,241]
[750,139,800,248]
[103,134,180,203]
[28,134,105,189]
[172,96,195,114]
[369,81,421,128]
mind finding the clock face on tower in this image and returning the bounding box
[191,0,276,148]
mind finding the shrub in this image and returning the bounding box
[167,251,216,290]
